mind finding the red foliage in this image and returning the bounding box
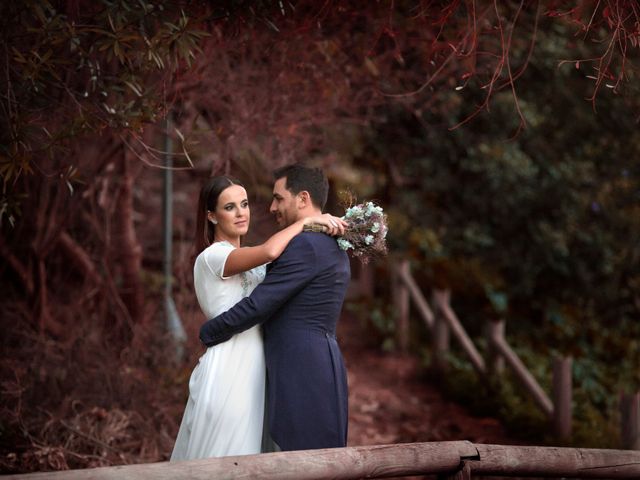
[545,0,640,103]
[167,0,639,159]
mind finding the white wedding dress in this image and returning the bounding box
[171,241,267,460]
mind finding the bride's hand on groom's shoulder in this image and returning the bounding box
[303,214,347,237]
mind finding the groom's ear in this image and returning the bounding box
[297,190,311,208]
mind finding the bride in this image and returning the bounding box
[170,175,345,460]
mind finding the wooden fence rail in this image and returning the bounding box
[8,441,640,479]
[433,289,486,376]
[391,259,640,447]
[489,328,554,417]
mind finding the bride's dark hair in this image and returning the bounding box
[195,175,244,253]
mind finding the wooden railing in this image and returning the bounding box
[390,259,640,448]
[8,441,640,479]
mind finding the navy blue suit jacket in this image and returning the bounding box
[199,232,351,451]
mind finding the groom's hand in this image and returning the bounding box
[199,319,233,347]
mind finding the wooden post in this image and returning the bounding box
[486,319,505,375]
[621,391,640,450]
[552,356,572,441]
[392,260,410,353]
[432,289,451,373]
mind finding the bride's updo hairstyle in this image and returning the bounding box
[195,175,244,253]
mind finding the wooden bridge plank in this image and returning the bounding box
[8,441,640,479]
[472,444,640,478]
[6,441,477,480]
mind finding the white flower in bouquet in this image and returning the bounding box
[337,201,388,264]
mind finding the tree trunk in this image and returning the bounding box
[112,145,145,325]
[58,231,102,285]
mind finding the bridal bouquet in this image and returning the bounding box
[306,199,388,264]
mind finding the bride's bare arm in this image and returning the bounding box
[222,214,346,277]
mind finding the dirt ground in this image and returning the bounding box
[338,313,527,479]
[339,314,517,448]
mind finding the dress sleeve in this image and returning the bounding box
[200,242,235,280]
[199,235,318,346]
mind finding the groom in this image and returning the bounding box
[199,164,351,451]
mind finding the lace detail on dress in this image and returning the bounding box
[240,265,266,297]
[240,271,250,297]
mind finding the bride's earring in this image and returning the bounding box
[207,212,218,225]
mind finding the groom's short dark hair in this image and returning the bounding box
[273,164,329,210]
